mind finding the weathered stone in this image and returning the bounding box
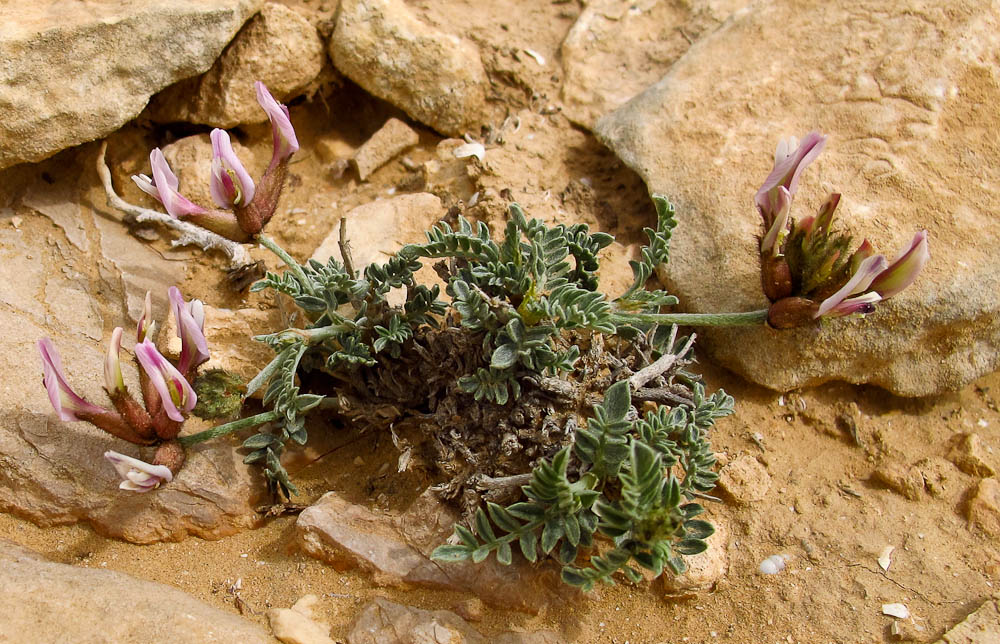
[595,0,1000,396]
[559,0,750,129]
[269,594,337,644]
[311,193,444,271]
[0,0,262,169]
[949,433,996,478]
[0,539,272,643]
[717,455,770,504]
[967,478,1000,538]
[872,461,925,501]
[661,517,729,594]
[22,176,89,251]
[331,0,488,136]
[346,598,567,644]
[150,3,325,127]
[296,491,575,613]
[353,118,420,181]
[160,303,285,393]
[933,594,1000,644]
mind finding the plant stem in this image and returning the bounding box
[612,309,768,327]
[178,411,280,446]
[258,235,315,296]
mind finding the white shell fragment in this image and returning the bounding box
[878,545,895,572]
[758,554,788,575]
[454,142,485,161]
[523,48,546,66]
[882,603,910,619]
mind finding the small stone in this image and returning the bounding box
[10,216,22,228]
[872,461,924,501]
[890,620,925,642]
[949,433,996,478]
[268,594,336,644]
[883,603,910,619]
[717,455,771,504]
[352,118,420,180]
[149,3,325,127]
[967,478,1000,538]
[661,518,729,593]
[452,598,485,622]
[330,0,489,136]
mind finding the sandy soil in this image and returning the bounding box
[2,1,999,642]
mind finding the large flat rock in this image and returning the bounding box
[0,0,262,169]
[0,540,273,643]
[596,0,1000,396]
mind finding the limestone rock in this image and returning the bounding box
[967,478,1000,538]
[346,598,567,644]
[560,0,750,128]
[932,594,1000,644]
[0,0,262,169]
[872,461,925,501]
[311,193,444,271]
[949,433,996,478]
[595,0,1000,396]
[0,540,272,643]
[717,455,771,504]
[296,490,575,613]
[150,3,326,127]
[331,0,488,136]
[269,594,337,644]
[160,302,285,394]
[660,518,729,594]
[353,118,420,181]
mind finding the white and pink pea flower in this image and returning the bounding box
[255,81,299,170]
[134,339,197,423]
[38,338,109,422]
[104,450,173,493]
[132,149,208,219]
[209,129,255,208]
[168,286,210,375]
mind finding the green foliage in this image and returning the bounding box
[431,382,731,589]
[246,196,734,587]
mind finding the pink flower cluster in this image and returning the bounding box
[38,287,209,492]
[132,82,299,240]
[756,132,930,329]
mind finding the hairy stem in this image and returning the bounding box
[178,411,280,446]
[257,235,316,296]
[612,309,768,327]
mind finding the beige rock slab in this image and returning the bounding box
[353,118,420,181]
[595,0,1000,396]
[296,491,575,614]
[933,595,1000,644]
[0,0,263,169]
[331,0,488,136]
[346,598,566,644]
[0,539,273,644]
[559,0,751,129]
[150,3,326,127]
